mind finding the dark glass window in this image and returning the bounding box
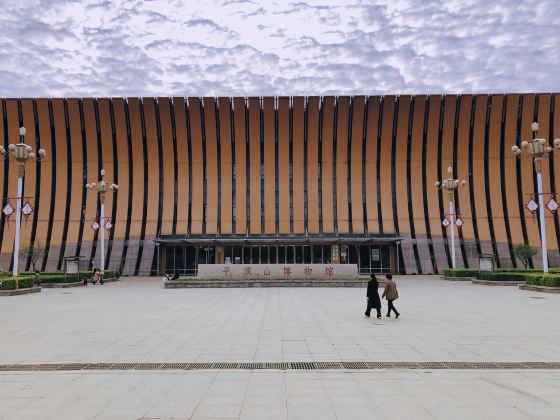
[359,245,370,273]
[295,246,303,263]
[278,246,286,264]
[243,246,251,264]
[233,246,242,264]
[251,245,260,264]
[166,246,175,271]
[269,246,277,264]
[348,245,358,265]
[323,245,331,263]
[303,246,311,264]
[287,246,294,263]
[312,245,322,263]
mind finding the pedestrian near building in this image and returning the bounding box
[365,274,382,319]
[382,274,400,318]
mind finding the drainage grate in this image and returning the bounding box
[134,363,162,370]
[185,363,214,370]
[342,362,369,369]
[290,362,315,370]
[1,361,559,372]
[213,362,239,369]
[316,362,343,369]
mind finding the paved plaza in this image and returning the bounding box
[1,276,560,419]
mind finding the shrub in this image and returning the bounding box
[443,269,479,278]
[526,275,560,287]
[0,279,17,290]
[512,244,538,269]
[0,276,35,290]
[478,272,529,282]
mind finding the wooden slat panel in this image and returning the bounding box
[278,97,290,234]
[424,96,447,270]
[350,96,365,233]
[203,97,218,234]
[108,98,129,270]
[394,96,414,271]
[248,97,261,234]
[292,97,305,233]
[97,99,114,270]
[535,95,557,259]
[18,100,37,261]
[440,95,459,267]
[158,98,176,236]
[0,101,5,257]
[488,95,509,264]
[139,98,159,273]
[43,99,68,270]
[365,97,380,233]
[188,97,204,235]
[263,97,275,234]
[172,98,189,235]
[233,97,247,235]
[410,96,433,273]
[456,96,477,267]
[553,93,560,254]
[33,100,56,269]
[395,96,411,235]
[456,97,474,238]
[81,100,100,268]
[217,97,232,234]
[519,95,542,252]
[307,97,320,234]
[379,96,395,233]
[124,98,144,275]
[472,95,493,257]
[321,97,335,233]
[335,97,349,233]
[503,94,524,250]
[0,100,20,269]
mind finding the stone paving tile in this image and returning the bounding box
[1,276,560,419]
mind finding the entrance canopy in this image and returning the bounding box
[154,234,403,246]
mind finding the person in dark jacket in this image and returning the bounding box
[365,274,382,319]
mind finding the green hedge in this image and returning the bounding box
[496,268,560,274]
[0,276,35,290]
[18,270,116,284]
[443,269,479,278]
[479,272,528,282]
[525,275,560,287]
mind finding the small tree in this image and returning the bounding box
[19,241,44,272]
[513,243,537,269]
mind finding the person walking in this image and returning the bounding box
[365,274,382,319]
[382,274,400,318]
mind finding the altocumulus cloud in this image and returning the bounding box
[0,0,558,97]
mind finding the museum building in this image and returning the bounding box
[0,94,558,276]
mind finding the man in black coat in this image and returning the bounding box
[365,274,382,319]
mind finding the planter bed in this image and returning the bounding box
[441,276,476,281]
[472,279,525,286]
[41,282,84,288]
[0,286,41,296]
[519,284,560,294]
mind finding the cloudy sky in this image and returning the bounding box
[1,0,559,97]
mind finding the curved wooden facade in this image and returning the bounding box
[0,95,558,275]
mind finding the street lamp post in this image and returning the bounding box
[435,166,466,269]
[86,170,118,273]
[0,127,46,277]
[512,122,554,273]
